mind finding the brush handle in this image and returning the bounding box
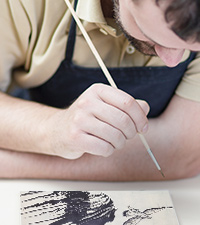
[64,0,117,88]
[65,0,164,176]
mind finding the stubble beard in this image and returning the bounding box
[112,0,157,56]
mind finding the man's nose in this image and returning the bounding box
[154,45,185,67]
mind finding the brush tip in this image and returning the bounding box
[160,170,165,178]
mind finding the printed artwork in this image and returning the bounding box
[20,191,179,225]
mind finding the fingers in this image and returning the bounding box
[67,106,127,157]
[90,83,149,133]
[82,115,127,149]
[89,99,137,139]
[57,83,150,158]
[78,133,115,157]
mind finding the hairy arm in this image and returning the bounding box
[0,93,200,181]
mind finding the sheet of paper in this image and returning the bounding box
[20,190,179,225]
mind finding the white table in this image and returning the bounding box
[0,175,199,225]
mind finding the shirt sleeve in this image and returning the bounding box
[175,52,200,102]
[0,0,31,92]
[0,0,70,91]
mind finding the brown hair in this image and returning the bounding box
[157,0,200,42]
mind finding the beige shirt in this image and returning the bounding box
[1,0,200,101]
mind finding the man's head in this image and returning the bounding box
[159,0,200,43]
[112,0,200,67]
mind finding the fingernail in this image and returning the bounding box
[142,123,148,133]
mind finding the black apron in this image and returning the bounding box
[29,0,196,118]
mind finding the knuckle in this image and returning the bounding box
[68,126,80,141]
[72,111,84,125]
[90,83,104,93]
[126,127,136,139]
[122,95,135,110]
[137,118,149,133]
[77,97,91,109]
[118,113,136,139]
[90,83,111,97]
[119,113,131,128]
[113,130,126,149]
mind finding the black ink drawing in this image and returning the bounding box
[123,205,173,225]
[20,191,116,225]
[21,191,179,225]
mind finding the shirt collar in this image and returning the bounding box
[76,0,106,24]
[76,0,122,37]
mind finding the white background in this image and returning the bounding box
[0,174,200,225]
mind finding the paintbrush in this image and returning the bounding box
[64,0,165,177]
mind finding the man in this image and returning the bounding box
[0,0,200,180]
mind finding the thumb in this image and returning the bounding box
[136,100,150,116]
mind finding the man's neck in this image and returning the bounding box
[101,0,114,18]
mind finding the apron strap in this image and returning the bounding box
[65,0,79,63]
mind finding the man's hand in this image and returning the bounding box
[46,83,150,159]
[0,94,200,180]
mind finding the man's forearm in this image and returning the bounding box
[1,115,199,181]
[0,92,60,156]
[0,135,198,181]
[0,85,150,160]
[0,147,164,181]
[0,94,200,181]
